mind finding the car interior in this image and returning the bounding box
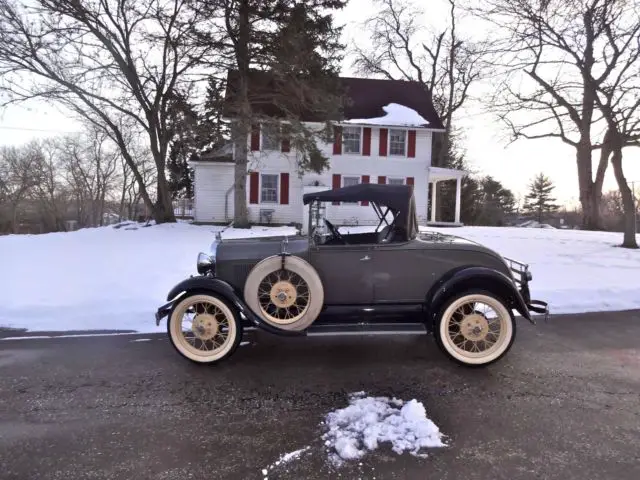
[313,209,408,246]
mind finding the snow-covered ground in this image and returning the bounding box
[0,221,638,333]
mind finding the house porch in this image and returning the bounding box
[426,166,467,227]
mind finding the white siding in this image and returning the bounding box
[193,163,235,223]
[192,124,435,225]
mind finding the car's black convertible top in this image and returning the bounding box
[302,183,413,212]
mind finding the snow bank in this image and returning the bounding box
[0,222,639,333]
[344,103,430,127]
[322,392,445,465]
[422,226,640,315]
[0,223,296,333]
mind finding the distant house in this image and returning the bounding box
[190,71,466,227]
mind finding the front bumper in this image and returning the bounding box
[155,299,174,326]
[504,256,550,322]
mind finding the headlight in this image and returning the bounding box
[197,252,213,274]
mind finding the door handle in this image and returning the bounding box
[360,255,371,261]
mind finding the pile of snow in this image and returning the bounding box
[1,222,639,334]
[344,103,430,127]
[321,392,445,465]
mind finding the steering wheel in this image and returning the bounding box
[324,218,347,244]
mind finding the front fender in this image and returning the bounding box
[157,276,303,337]
[426,266,532,326]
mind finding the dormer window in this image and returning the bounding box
[342,126,361,154]
[389,129,406,156]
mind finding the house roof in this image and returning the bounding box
[196,143,234,163]
[223,70,444,130]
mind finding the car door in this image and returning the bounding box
[370,242,430,304]
[308,243,374,305]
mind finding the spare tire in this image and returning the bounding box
[243,255,324,331]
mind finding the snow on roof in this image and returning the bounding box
[343,103,430,127]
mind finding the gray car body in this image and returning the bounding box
[213,231,515,306]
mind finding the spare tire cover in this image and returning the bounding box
[243,255,324,331]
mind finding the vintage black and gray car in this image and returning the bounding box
[155,183,548,367]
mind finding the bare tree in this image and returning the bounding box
[0,0,213,224]
[352,0,488,167]
[473,0,635,230]
[31,139,69,232]
[59,129,120,227]
[590,2,640,248]
[0,142,44,233]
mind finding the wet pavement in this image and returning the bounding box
[1,310,640,480]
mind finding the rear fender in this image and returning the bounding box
[426,267,532,329]
[159,276,303,337]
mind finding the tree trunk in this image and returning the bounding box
[576,143,601,230]
[231,0,251,229]
[610,148,638,249]
[154,168,176,223]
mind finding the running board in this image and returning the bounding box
[306,323,428,336]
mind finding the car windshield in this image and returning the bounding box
[308,199,413,246]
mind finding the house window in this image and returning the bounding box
[342,176,360,203]
[261,174,278,203]
[388,177,405,185]
[389,129,406,156]
[262,124,280,151]
[342,127,361,154]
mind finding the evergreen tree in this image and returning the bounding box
[166,91,199,200]
[196,77,228,156]
[196,0,347,227]
[476,176,516,226]
[522,173,560,223]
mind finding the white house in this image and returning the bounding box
[190,74,466,227]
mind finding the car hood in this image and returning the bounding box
[214,235,310,263]
[418,231,483,246]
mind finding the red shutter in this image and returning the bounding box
[280,173,289,204]
[361,175,370,206]
[332,174,341,205]
[249,172,259,204]
[251,124,260,151]
[333,126,342,155]
[362,127,371,156]
[378,175,386,184]
[379,128,388,156]
[406,177,414,186]
[281,125,290,152]
[407,130,416,158]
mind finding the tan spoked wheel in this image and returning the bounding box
[438,292,514,366]
[168,294,240,363]
[258,270,310,324]
[244,255,324,331]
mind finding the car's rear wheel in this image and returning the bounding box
[244,255,324,331]
[435,290,515,367]
[167,292,242,364]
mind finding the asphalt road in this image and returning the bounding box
[1,311,640,480]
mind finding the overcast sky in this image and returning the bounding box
[1,0,638,208]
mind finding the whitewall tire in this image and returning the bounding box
[244,255,324,331]
[167,293,242,364]
[435,290,516,367]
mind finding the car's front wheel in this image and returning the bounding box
[435,290,516,367]
[167,292,242,364]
